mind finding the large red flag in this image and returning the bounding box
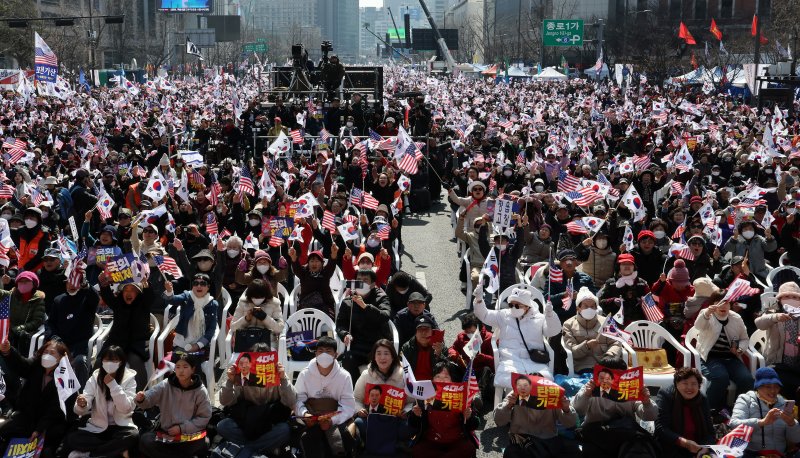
[678,22,696,45]
[760,34,769,45]
[709,18,722,41]
[752,14,758,37]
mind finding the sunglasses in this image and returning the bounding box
[142,229,157,234]
[192,280,209,287]
[510,304,526,309]
[689,241,704,246]
[690,225,703,230]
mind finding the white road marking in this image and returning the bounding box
[415,271,427,289]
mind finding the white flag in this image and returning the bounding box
[401,355,436,400]
[267,131,291,157]
[55,356,81,414]
[143,169,168,201]
[481,250,500,294]
[186,40,204,60]
[337,222,360,242]
[462,330,483,360]
[623,225,635,251]
[621,185,647,222]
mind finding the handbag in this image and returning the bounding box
[516,318,550,364]
[233,327,271,353]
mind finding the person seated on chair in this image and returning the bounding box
[45,271,98,385]
[400,315,447,382]
[654,367,715,458]
[597,253,651,326]
[97,273,153,391]
[66,345,139,458]
[573,356,659,458]
[0,271,46,352]
[234,249,288,299]
[494,374,579,458]
[447,312,494,376]
[218,342,296,458]
[336,269,392,384]
[230,279,284,351]
[472,283,561,387]
[135,352,212,458]
[293,336,357,458]
[0,339,74,458]
[562,287,624,374]
[755,281,800,398]
[289,245,339,319]
[386,270,433,318]
[409,360,479,458]
[163,273,219,361]
[353,339,413,444]
[690,297,753,411]
[729,367,800,458]
[394,292,439,347]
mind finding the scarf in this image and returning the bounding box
[671,390,708,441]
[183,291,212,347]
[615,271,638,288]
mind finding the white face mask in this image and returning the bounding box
[1,214,11,220]
[497,244,508,251]
[355,286,371,296]
[249,219,260,226]
[509,307,525,318]
[251,297,265,305]
[197,260,213,271]
[67,289,80,296]
[712,171,720,176]
[41,354,58,369]
[503,170,513,177]
[653,230,666,239]
[42,211,49,219]
[396,287,409,295]
[24,219,37,229]
[742,230,755,239]
[595,239,608,249]
[256,264,270,274]
[316,352,334,368]
[534,185,544,192]
[366,238,380,248]
[465,332,475,340]
[784,299,800,309]
[102,361,120,373]
[346,121,354,127]
[788,208,797,215]
[227,249,240,258]
[579,308,598,320]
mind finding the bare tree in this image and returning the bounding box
[0,0,37,67]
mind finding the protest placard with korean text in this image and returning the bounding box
[592,365,645,402]
[511,373,564,409]
[433,382,466,412]
[365,383,406,416]
[234,351,280,387]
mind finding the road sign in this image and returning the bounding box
[256,38,266,43]
[243,42,267,53]
[542,19,583,47]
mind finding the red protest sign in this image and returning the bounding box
[433,382,466,412]
[430,329,445,344]
[511,373,564,410]
[235,351,280,387]
[364,383,406,416]
[592,365,645,402]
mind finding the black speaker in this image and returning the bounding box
[404,14,411,48]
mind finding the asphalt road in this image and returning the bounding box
[401,191,507,457]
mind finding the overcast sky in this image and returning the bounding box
[360,0,383,7]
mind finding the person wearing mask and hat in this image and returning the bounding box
[97,273,153,390]
[690,298,753,411]
[666,234,719,281]
[473,284,561,387]
[729,367,800,457]
[37,201,56,229]
[478,216,527,295]
[598,254,651,326]
[336,269,392,383]
[652,260,696,336]
[520,222,554,273]
[456,213,492,292]
[163,273,219,362]
[723,220,777,282]
[341,249,392,288]
[394,292,440,347]
[289,244,339,319]
[213,236,250,307]
[547,249,596,322]
[575,229,617,289]
[376,116,398,137]
[0,269,46,360]
[755,282,800,398]
[448,180,489,235]
[36,248,66,315]
[626,229,667,286]
[562,287,624,374]
[235,249,288,295]
[10,207,49,272]
[229,279,284,351]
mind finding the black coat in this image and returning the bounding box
[654,385,714,457]
[45,288,99,356]
[99,285,153,359]
[630,246,667,286]
[37,267,66,316]
[336,288,392,357]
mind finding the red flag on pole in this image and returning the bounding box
[678,22,696,45]
[760,34,769,45]
[709,18,722,41]
[751,14,758,37]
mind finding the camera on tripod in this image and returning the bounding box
[291,44,307,69]
[321,40,333,62]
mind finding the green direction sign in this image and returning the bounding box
[388,28,406,40]
[256,38,266,43]
[542,19,583,47]
[243,42,267,52]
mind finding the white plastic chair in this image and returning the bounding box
[392,239,401,271]
[562,324,636,377]
[388,320,400,353]
[779,252,788,267]
[685,327,763,375]
[767,266,800,290]
[86,315,106,362]
[463,248,473,309]
[278,308,340,381]
[749,329,767,361]
[28,325,46,358]
[147,314,160,381]
[623,320,690,391]
[217,288,233,362]
[156,306,219,398]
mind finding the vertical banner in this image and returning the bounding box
[34,32,58,84]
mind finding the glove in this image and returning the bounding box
[277,256,288,270]
[473,284,484,303]
[237,259,248,272]
[544,301,554,314]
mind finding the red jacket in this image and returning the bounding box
[447,328,494,374]
[651,279,695,319]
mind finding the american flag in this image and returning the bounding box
[35,37,58,67]
[557,169,581,193]
[2,138,25,150]
[718,424,753,449]
[377,224,391,241]
[80,123,97,144]
[641,293,664,322]
[320,128,332,143]
[68,247,88,289]
[672,222,686,241]
[0,184,13,199]
[205,212,218,235]
[368,129,384,142]
[563,278,574,310]
[238,164,255,196]
[397,143,419,175]
[207,172,221,206]
[565,220,589,234]
[289,129,304,144]
[723,277,760,302]
[549,258,563,283]
[497,119,513,129]
[189,168,204,185]
[633,154,651,170]
[597,173,619,197]
[343,214,358,224]
[351,188,379,210]
[321,210,336,233]
[668,243,695,261]
[0,296,9,343]
[6,149,25,165]
[53,136,64,151]
[306,100,317,115]
[268,235,284,247]
[219,228,232,240]
[154,255,183,278]
[358,147,369,179]
[565,188,602,207]
[463,357,479,405]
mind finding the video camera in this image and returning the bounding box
[321,40,333,62]
[291,44,307,70]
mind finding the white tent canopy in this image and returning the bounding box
[506,66,532,78]
[534,67,567,80]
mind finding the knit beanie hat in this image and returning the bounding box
[575,286,598,308]
[668,259,691,286]
[16,271,39,289]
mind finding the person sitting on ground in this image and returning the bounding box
[654,367,715,458]
[293,336,357,458]
[394,292,439,346]
[67,345,139,458]
[573,356,659,458]
[494,374,579,458]
[217,342,295,458]
[135,352,212,458]
[729,367,800,458]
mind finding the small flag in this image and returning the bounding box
[723,278,760,302]
[268,235,284,247]
[206,212,218,235]
[377,224,391,241]
[463,358,479,405]
[186,40,204,60]
[154,255,182,278]
[641,293,664,322]
[679,22,697,45]
[668,243,695,261]
[718,424,754,449]
[709,18,722,41]
[402,354,436,400]
[55,356,80,414]
[289,129,304,144]
[321,210,336,233]
[0,296,10,343]
[237,164,255,196]
[350,188,379,211]
[623,225,635,251]
[549,258,563,283]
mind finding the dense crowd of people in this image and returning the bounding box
[0,62,798,458]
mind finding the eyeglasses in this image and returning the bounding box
[192,280,209,287]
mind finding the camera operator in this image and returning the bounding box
[320,52,345,101]
[345,93,367,133]
[410,96,432,137]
